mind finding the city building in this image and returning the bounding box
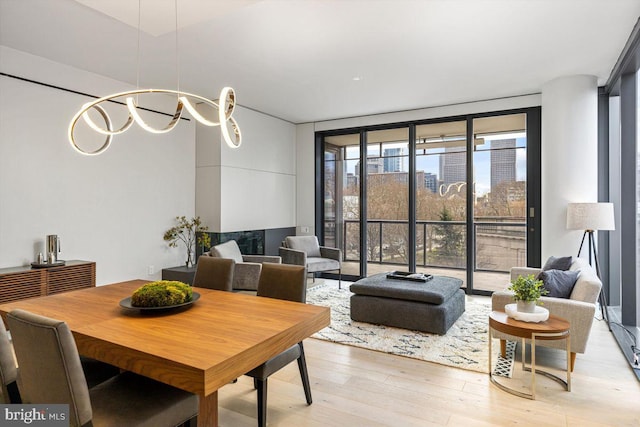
[490,138,516,191]
[438,146,466,189]
[383,147,403,172]
[424,172,438,193]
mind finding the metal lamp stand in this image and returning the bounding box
[577,229,611,331]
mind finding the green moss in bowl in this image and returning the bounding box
[131,280,193,307]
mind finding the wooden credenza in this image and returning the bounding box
[0,260,95,304]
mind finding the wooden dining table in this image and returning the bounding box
[0,280,330,427]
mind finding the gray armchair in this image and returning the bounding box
[279,235,342,288]
[208,240,281,291]
[491,257,602,371]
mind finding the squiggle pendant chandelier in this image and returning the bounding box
[67,0,241,156]
[68,87,241,155]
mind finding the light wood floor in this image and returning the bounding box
[217,293,640,426]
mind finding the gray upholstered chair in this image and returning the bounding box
[245,263,312,427]
[0,318,118,404]
[193,256,235,291]
[7,309,198,427]
[279,235,342,288]
[0,319,19,404]
[208,240,281,291]
[491,257,602,371]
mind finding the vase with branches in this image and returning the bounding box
[163,216,211,267]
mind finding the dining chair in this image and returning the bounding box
[0,317,121,404]
[193,256,235,291]
[7,309,199,427]
[207,240,281,291]
[245,262,311,427]
[0,319,19,403]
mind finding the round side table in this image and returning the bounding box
[489,310,571,400]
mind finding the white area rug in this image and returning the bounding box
[307,283,514,375]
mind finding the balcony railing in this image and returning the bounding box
[326,219,526,273]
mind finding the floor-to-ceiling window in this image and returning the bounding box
[471,114,528,292]
[366,128,410,275]
[414,120,468,287]
[318,108,540,295]
[323,133,361,277]
[601,20,640,375]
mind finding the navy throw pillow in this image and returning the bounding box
[542,255,572,271]
[537,269,580,299]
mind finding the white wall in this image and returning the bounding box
[195,103,222,231]
[295,123,316,236]
[196,106,296,232]
[296,94,542,235]
[541,75,598,259]
[0,47,196,284]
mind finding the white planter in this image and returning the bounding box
[505,304,549,322]
[517,300,537,313]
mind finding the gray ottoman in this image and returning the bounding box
[349,273,465,335]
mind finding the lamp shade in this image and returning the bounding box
[566,202,615,231]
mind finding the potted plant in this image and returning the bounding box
[163,216,211,267]
[507,274,548,313]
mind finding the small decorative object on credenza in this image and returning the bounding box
[31,234,65,268]
[163,216,211,268]
[386,271,433,282]
[506,274,549,322]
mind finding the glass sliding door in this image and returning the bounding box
[317,108,540,294]
[415,121,468,286]
[366,128,410,275]
[323,145,339,249]
[323,134,361,278]
[472,114,527,292]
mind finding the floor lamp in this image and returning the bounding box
[566,202,615,330]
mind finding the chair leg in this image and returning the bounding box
[256,378,267,427]
[183,416,198,427]
[338,269,341,290]
[253,377,259,389]
[297,342,313,405]
[7,381,21,404]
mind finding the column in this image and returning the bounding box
[541,75,598,259]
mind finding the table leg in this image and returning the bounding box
[198,391,219,427]
[488,326,492,376]
[531,334,536,400]
[567,334,571,392]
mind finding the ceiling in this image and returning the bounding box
[1,0,639,124]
